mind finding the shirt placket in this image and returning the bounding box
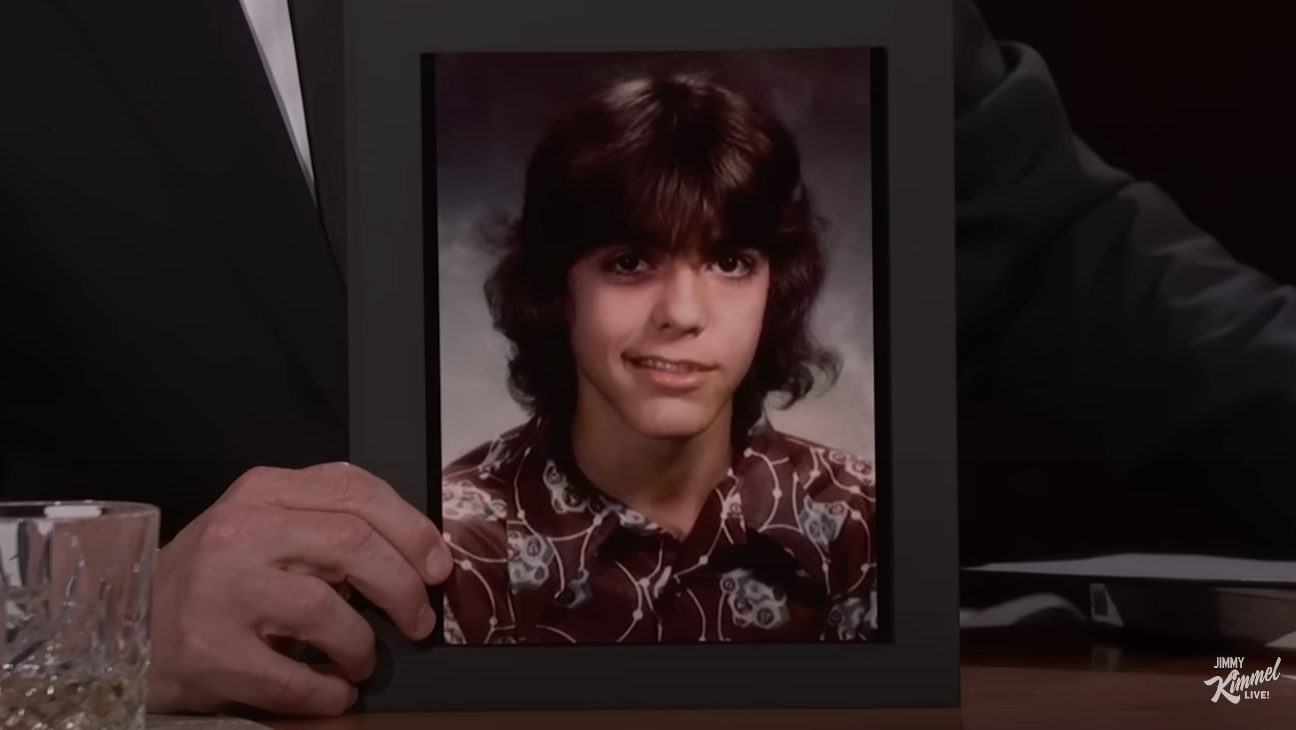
[653,477,750,625]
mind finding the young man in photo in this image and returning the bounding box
[440,74,877,645]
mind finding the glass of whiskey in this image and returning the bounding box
[1,502,159,730]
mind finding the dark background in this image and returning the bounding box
[960,1,1296,566]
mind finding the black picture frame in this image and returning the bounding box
[345,0,958,712]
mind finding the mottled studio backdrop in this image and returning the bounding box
[431,49,876,466]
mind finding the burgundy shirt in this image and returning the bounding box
[440,416,877,644]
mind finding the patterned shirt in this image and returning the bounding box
[439,416,877,644]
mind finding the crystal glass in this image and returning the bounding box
[1,502,159,730]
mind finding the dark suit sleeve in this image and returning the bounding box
[953,0,1296,548]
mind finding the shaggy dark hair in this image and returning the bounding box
[484,72,840,435]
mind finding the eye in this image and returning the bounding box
[604,253,651,276]
[711,253,755,278]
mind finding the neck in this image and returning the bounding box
[569,397,732,538]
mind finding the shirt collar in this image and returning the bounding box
[510,413,785,550]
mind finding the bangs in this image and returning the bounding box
[607,159,744,257]
[535,136,801,263]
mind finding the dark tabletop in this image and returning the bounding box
[263,625,1293,729]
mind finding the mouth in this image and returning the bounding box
[624,355,717,373]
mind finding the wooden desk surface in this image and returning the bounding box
[264,627,1295,730]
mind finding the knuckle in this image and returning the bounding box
[336,467,379,503]
[306,462,375,507]
[194,504,254,550]
[328,514,377,554]
[311,461,360,481]
[333,479,388,519]
[260,667,315,710]
[229,465,284,495]
[289,580,339,624]
[176,626,214,664]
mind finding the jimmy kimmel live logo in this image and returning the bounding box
[1205,657,1282,703]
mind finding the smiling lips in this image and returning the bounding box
[624,355,716,391]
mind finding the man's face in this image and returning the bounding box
[566,244,770,441]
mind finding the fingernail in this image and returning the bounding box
[416,602,438,638]
[425,548,452,582]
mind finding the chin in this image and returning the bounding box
[620,401,724,441]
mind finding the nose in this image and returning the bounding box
[650,264,707,335]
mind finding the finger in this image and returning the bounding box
[247,569,377,683]
[241,463,451,584]
[262,511,437,641]
[215,636,358,718]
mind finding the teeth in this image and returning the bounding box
[634,358,696,373]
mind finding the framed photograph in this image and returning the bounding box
[346,0,957,712]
